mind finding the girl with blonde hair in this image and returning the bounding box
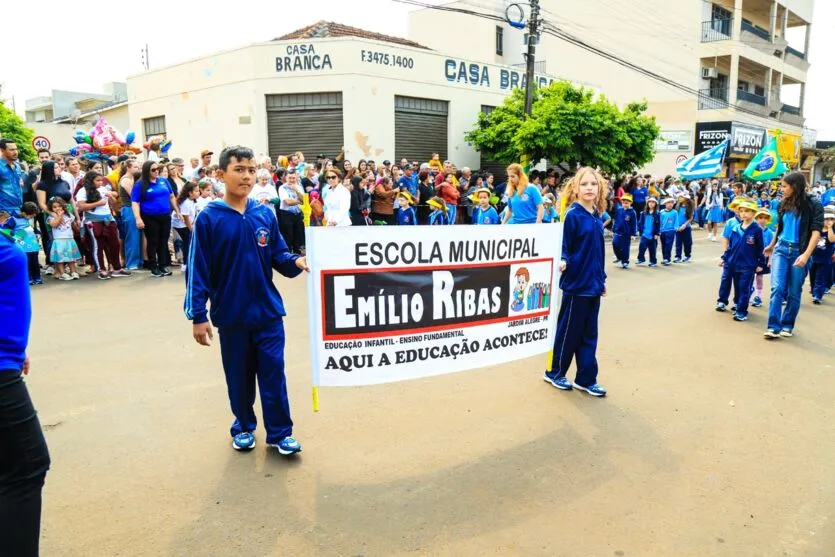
[543,166,608,398]
[501,163,544,224]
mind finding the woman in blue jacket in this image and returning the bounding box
[544,167,608,397]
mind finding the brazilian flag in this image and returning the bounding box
[743,137,787,181]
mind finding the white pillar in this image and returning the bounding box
[729,53,740,103]
[769,0,777,40]
[804,24,811,58]
[799,83,806,113]
[733,0,743,40]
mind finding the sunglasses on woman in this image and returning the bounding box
[326,175,339,180]
[150,167,159,172]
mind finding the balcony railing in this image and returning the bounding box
[782,104,801,116]
[786,46,806,60]
[741,20,771,41]
[698,88,729,110]
[737,89,767,106]
[701,18,732,42]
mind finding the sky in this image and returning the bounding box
[2,0,833,139]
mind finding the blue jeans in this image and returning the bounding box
[717,266,755,316]
[767,242,808,331]
[612,233,631,263]
[120,206,141,269]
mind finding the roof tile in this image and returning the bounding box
[275,20,430,50]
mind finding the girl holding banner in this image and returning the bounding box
[544,168,608,397]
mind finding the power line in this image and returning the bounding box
[392,0,793,124]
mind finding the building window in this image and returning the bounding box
[738,80,750,92]
[754,85,765,97]
[496,26,504,56]
[142,115,166,139]
[712,4,732,21]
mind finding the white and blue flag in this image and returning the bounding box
[676,139,728,180]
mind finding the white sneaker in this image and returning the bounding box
[58,273,73,281]
[44,266,54,275]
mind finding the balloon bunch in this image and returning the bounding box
[67,117,142,160]
[143,135,174,154]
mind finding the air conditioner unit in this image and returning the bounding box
[701,67,719,79]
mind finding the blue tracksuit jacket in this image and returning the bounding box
[0,233,30,372]
[560,203,606,297]
[613,206,637,236]
[639,212,661,239]
[184,199,301,328]
[722,222,765,271]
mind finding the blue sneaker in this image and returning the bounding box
[662,260,671,266]
[574,383,607,397]
[648,263,658,268]
[715,302,727,312]
[636,260,647,266]
[232,432,256,451]
[732,313,748,321]
[621,262,629,269]
[683,256,691,263]
[271,436,302,456]
[812,297,821,305]
[543,372,573,390]
[673,257,681,263]
[751,296,762,307]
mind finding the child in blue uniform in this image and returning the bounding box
[428,197,450,225]
[716,201,764,321]
[544,168,608,398]
[541,194,558,224]
[611,193,637,269]
[659,198,678,265]
[636,198,660,267]
[471,188,500,224]
[185,146,308,456]
[396,191,417,225]
[752,208,774,308]
[810,207,835,304]
[674,194,694,263]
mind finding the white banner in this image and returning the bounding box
[305,224,562,387]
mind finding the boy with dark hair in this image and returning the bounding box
[185,145,308,455]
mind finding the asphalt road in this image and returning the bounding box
[25,229,835,557]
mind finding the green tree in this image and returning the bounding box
[466,81,660,175]
[465,88,527,165]
[0,101,37,164]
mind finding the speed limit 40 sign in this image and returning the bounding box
[32,136,51,151]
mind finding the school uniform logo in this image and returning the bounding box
[255,227,270,247]
[483,217,490,224]
[746,236,754,245]
[521,194,529,201]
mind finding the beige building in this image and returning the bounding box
[126,22,559,175]
[410,0,814,176]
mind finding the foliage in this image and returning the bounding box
[820,146,835,163]
[0,101,37,164]
[465,88,527,165]
[466,81,660,175]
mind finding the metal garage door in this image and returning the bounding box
[394,96,448,164]
[478,105,507,182]
[266,92,343,161]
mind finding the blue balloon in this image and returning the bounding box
[125,131,135,145]
[68,147,79,157]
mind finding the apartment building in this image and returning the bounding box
[409,0,814,176]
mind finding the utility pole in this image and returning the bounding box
[523,0,541,115]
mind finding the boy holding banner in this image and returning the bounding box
[185,146,309,455]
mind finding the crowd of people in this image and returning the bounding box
[0,137,833,336]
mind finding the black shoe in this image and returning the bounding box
[160,267,173,276]
[151,267,165,278]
